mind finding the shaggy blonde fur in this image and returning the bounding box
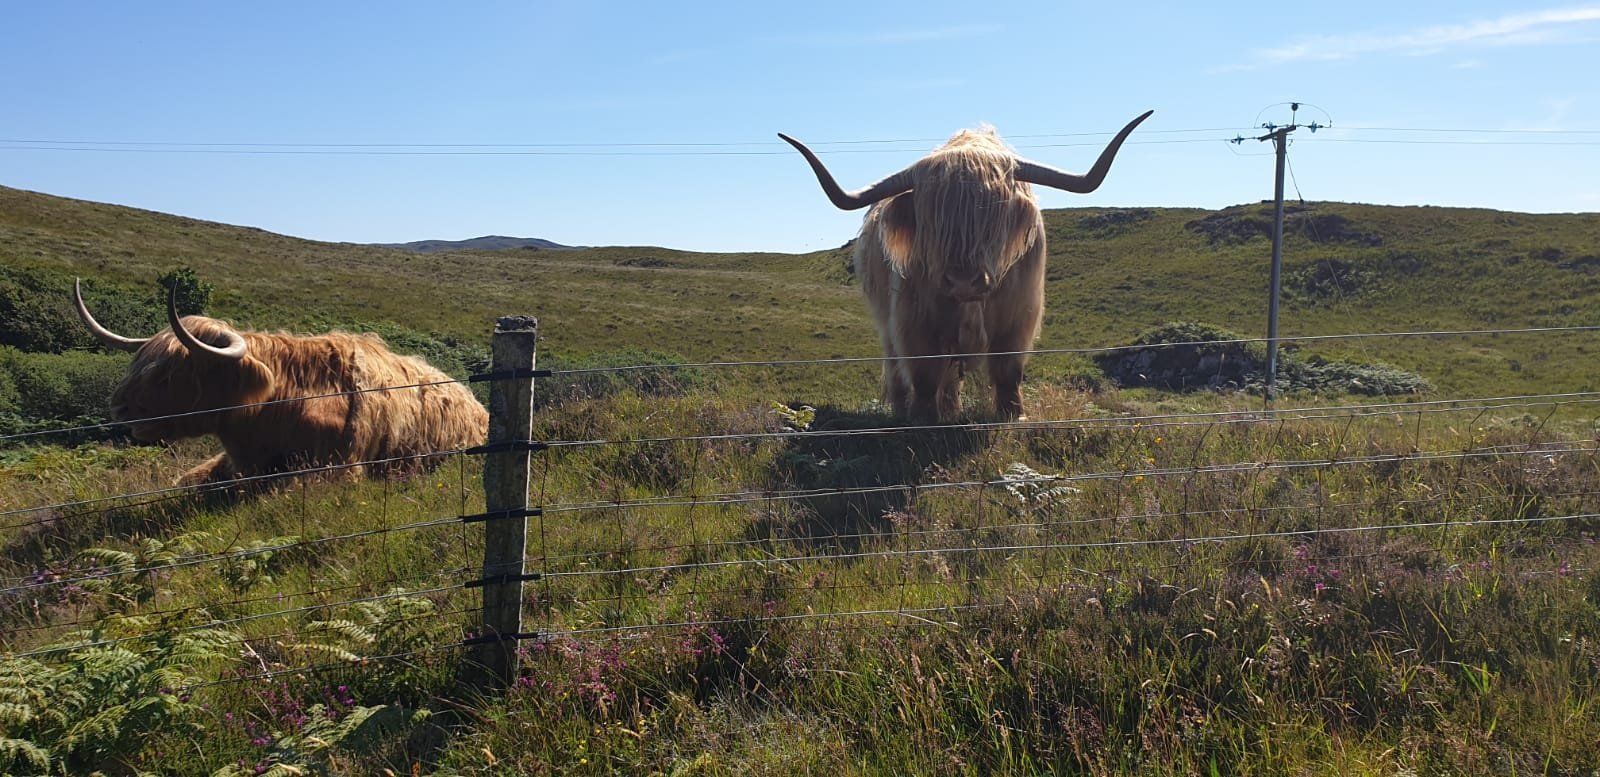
[111,316,488,487]
[855,127,1047,422]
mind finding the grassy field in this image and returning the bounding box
[2,185,1600,774]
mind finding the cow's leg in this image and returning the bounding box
[934,359,964,421]
[904,355,959,423]
[883,360,911,417]
[878,333,911,417]
[988,353,1026,420]
[177,453,231,487]
[985,236,1046,421]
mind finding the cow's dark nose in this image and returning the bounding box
[943,270,992,301]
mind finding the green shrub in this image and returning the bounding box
[0,347,129,443]
[156,266,213,316]
[0,267,164,354]
[0,624,237,775]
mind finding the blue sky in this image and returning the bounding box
[3,2,1596,253]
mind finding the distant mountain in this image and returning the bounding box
[374,235,579,253]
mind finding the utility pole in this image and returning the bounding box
[1232,102,1329,403]
[1264,124,1290,402]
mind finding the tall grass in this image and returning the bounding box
[3,379,1598,774]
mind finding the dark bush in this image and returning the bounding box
[1096,322,1429,396]
[1094,322,1263,391]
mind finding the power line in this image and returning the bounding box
[1301,138,1600,146]
[3,128,1598,159]
[1,124,1593,152]
[0,138,1232,157]
[0,127,1247,149]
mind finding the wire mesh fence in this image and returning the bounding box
[2,322,1597,690]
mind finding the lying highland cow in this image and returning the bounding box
[781,110,1152,421]
[74,280,488,486]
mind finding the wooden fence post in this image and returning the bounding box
[466,315,539,689]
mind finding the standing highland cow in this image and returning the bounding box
[780,110,1152,421]
[74,280,488,486]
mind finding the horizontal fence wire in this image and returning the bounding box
[534,556,1594,630]
[525,488,1600,570]
[1,511,476,593]
[2,319,1595,689]
[0,375,472,445]
[14,603,476,666]
[532,511,1600,618]
[178,643,465,692]
[3,324,1595,447]
[11,388,1592,530]
[1,564,475,639]
[544,390,1600,450]
[0,447,479,526]
[531,439,1596,516]
[5,584,471,660]
[539,325,1600,377]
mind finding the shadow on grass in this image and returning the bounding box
[750,404,989,551]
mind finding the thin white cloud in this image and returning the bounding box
[1239,6,1600,66]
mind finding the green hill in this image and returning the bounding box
[4,184,1596,402]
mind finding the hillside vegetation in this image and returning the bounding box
[2,185,1599,775]
[4,184,1598,399]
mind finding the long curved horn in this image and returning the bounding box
[1015,110,1154,194]
[73,278,148,352]
[167,285,247,361]
[778,133,916,211]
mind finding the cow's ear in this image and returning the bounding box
[876,193,916,267]
[233,355,276,407]
[1003,204,1042,266]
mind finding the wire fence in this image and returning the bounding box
[2,323,1597,692]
